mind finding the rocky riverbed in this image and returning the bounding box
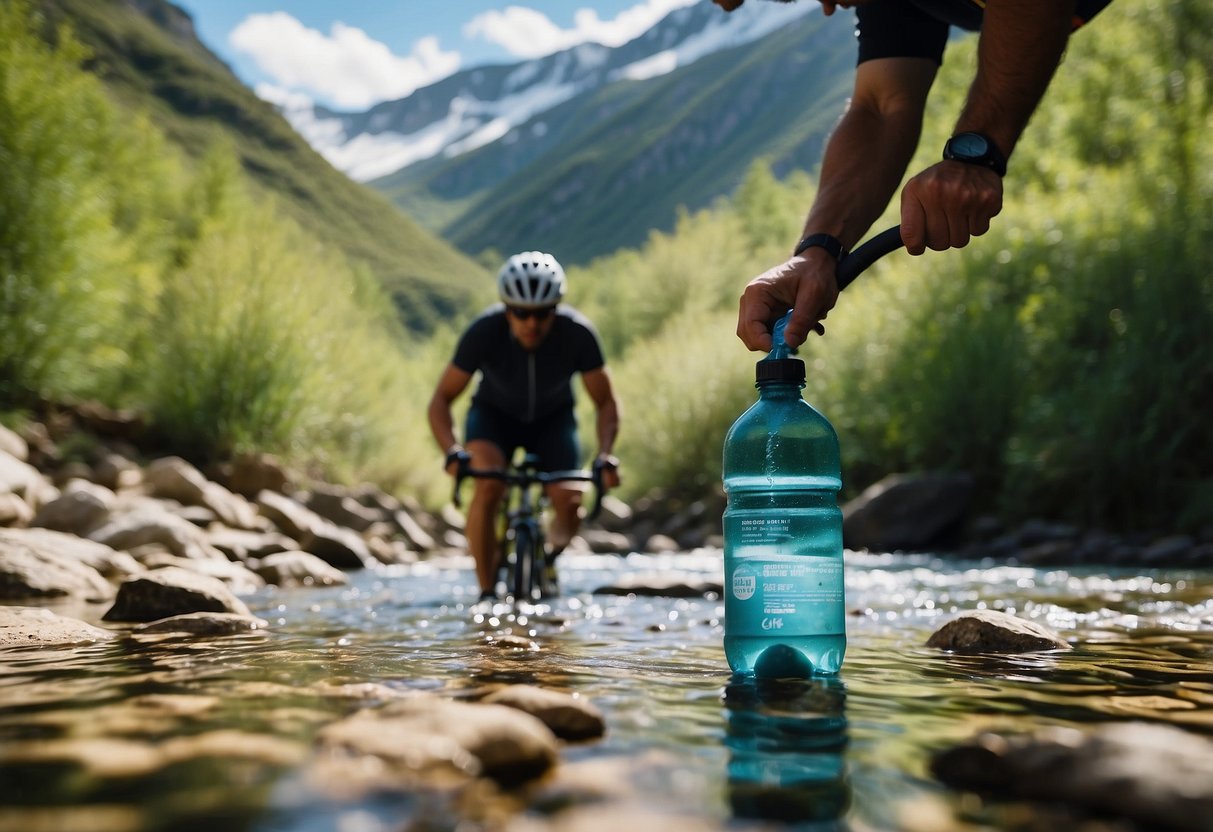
[3,416,1213,831]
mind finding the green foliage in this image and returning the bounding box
[0,1,176,402]
[3,0,1210,535]
[39,0,488,338]
[0,1,468,497]
[563,0,1213,532]
[602,309,755,500]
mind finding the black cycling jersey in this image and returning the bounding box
[856,0,1114,65]
[452,304,606,424]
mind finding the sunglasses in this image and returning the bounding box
[507,306,556,321]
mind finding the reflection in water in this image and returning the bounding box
[723,675,850,827]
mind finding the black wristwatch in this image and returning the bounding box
[794,233,846,260]
[943,132,1007,177]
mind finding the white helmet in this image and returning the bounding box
[497,251,566,308]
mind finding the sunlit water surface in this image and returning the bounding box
[1,550,1211,832]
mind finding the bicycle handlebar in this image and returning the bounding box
[453,460,608,521]
[836,225,904,291]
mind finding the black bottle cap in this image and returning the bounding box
[755,357,805,385]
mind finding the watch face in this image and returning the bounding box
[951,133,989,158]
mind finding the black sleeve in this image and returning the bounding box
[451,317,487,374]
[856,0,950,65]
[574,322,606,374]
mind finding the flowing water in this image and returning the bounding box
[2,549,1212,832]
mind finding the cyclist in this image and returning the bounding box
[428,251,621,601]
[712,0,1113,351]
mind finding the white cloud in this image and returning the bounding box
[228,12,460,110]
[464,0,698,59]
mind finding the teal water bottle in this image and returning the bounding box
[722,314,846,678]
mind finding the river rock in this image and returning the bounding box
[92,452,143,491]
[103,566,252,622]
[134,552,265,594]
[255,491,322,540]
[481,685,606,741]
[0,606,115,647]
[145,457,260,530]
[132,611,269,636]
[0,449,41,496]
[31,480,116,535]
[0,492,32,527]
[0,534,114,600]
[0,424,27,461]
[0,527,142,581]
[392,507,436,552]
[581,528,632,554]
[842,472,973,552]
[316,694,559,787]
[930,722,1213,831]
[305,523,375,570]
[206,527,296,561]
[252,550,348,587]
[88,502,227,561]
[304,485,381,532]
[0,730,303,779]
[522,805,728,832]
[926,610,1070,653]
[217,452,290,499]
[593,574,723,598]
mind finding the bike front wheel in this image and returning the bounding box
[511,524,537,602]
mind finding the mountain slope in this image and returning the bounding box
[410,15,854,263]
[37,0,488,334]
[294,3,856,264]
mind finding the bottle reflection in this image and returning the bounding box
[723,675,850,826]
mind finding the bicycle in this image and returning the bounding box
[454,452,609,603]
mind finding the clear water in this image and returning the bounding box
[2,549,1212,832]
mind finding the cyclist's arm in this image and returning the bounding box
[900,0,1073,253]
[737,57,934,351]
[428,363,473,461]
[581,367,620,486]
[803,56,936,251]
[955,0,1075,165]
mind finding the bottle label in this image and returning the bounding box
[724,511,845,636]
[728,559,844,632]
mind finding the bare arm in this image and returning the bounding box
[737,57,936,351]
[900,0,1075,253]
[581,366,621,488]
[427,363,473,467]
[580,367,619,456]
[804,57,937,251]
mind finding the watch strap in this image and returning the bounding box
[794,233,846,259]
[943,132,1007,177]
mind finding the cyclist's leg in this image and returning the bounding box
[528,407,583,556]
[464,404,517,596]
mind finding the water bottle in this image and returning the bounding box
[722,313,846,678]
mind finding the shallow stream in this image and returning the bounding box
[2,550,1211,831]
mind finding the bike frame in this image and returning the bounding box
[454,452,605,602]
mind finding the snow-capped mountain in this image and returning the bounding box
[283,2,817,183]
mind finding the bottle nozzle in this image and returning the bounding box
[768,311,794,361]
[755,311,805,385]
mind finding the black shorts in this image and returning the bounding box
[465,402,581,472]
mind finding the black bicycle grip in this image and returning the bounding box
[836,226,903,291]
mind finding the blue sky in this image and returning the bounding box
[175,1,701,111]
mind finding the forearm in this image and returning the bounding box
[805,109,919,249]
[803,61,934,250]
[595,401,619,457]
[427,396,459,453]
[956,0,1075,157]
